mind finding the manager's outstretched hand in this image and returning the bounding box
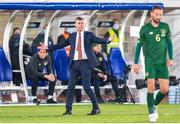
[108,35,115,42]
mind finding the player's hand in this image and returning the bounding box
[167,59,173,67]
[132,64,140,74]
[48,74,56,82]
[44,74,55,82]
[108,35,115,42]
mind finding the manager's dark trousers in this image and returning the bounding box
[66,60,98,111]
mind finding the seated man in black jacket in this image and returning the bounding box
[25,45,57,104]
[91,44,122,103]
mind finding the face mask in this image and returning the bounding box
[66,28,74,34]
[113,23,119,30]
[43,29,47,34]
[14,33,20,37]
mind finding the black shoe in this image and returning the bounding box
[47,98,57,104]
[97,97,105,104]
[62,111,72,115]
[33,98,40,105]
[87,108,100,115]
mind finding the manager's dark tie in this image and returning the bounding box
[77,33,82,60]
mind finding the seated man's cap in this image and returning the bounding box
[37,45,48,51]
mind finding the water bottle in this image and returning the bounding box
[0,95,2,104]
[168,86,176,104]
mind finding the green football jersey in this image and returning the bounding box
[134,21,173,64]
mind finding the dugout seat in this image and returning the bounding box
[0,48,12,82]
[109,48,126,80]
[53,48,69,81]
[0,48,20,103]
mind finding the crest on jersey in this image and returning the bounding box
[161,29,166,37]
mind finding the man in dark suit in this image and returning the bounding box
[48,17,114,115]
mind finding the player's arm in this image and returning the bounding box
[166,25,173,60]
[133,27,145,73]
[134,41,143,64]
[166,24,173,66]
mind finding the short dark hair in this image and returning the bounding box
[43,24,48,29]
[151,6,163,12]
[13,27,20,34]
[75,17,84,21]
[113,18,118,22]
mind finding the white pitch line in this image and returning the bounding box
[0,102,92,107]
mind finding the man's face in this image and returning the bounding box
[38,49,48,59]
[93,44,102,53]
[14,29,21,35]
[151,9,163,24]
[113,20,119,30]
[75,19,84,32]
[114,20,119,26]
[97,73,104,78]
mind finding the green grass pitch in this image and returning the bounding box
[0,103,180,123]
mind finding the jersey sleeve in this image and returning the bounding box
[134,27,145,64]
[139,27,146,44]
[166,24,173,60]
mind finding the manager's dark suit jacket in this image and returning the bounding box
[49,31,109,68]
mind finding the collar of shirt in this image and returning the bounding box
[77,30,84,36]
